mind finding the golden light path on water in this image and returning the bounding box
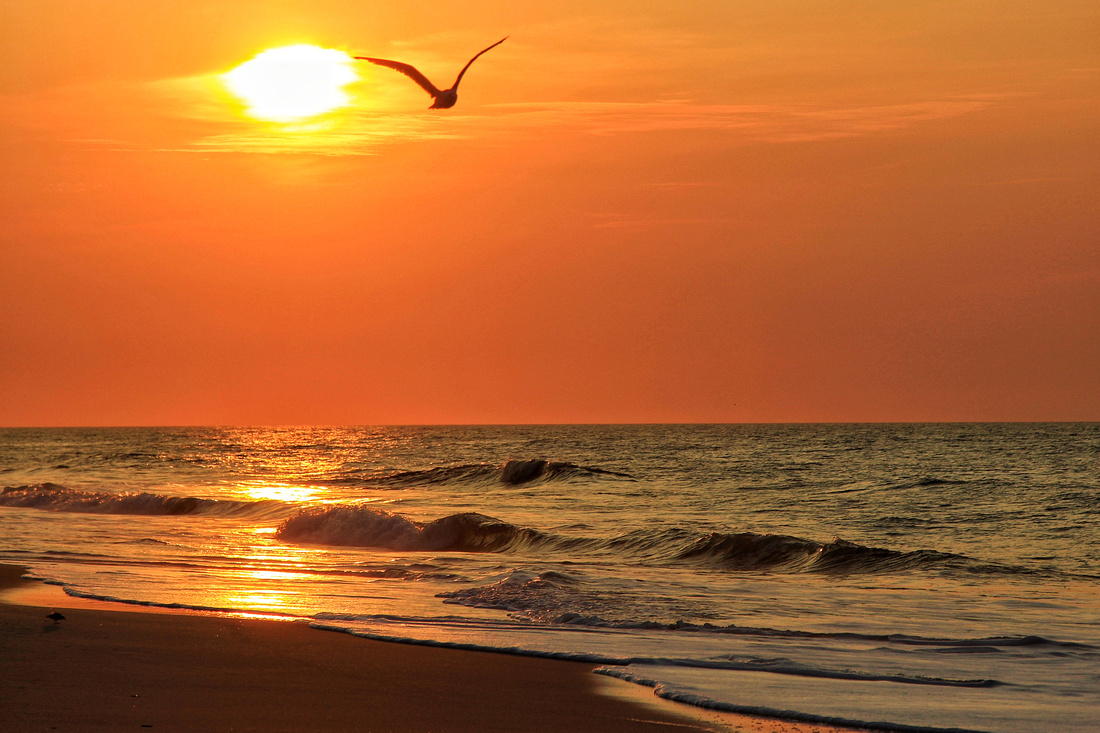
[202,473,399,616]
[212,542,335,616]
[222,44,359,122]
[241,481,323,503]
[222,570,301,616]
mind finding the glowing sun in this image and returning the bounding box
[223,45,358,122]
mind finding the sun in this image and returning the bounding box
[223,45,358,122]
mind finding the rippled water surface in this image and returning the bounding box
[1,424,1097,732]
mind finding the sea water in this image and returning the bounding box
[1,424,1097,732]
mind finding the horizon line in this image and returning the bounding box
[1,420,1095,430]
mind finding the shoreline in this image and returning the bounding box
[1,565,867,732]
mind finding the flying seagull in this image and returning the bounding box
[45,611,65,624]
[355,37,507,109]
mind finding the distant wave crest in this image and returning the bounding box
[0,483,287,519]
[330,459,635,488]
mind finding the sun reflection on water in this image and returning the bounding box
[225,590,291,610]
[241,481,323,503]
[206,567,314,615]
[246,569,300,581]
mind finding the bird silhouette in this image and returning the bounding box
[45,611,66,624]
[355,37,507,109]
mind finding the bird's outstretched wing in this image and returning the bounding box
[452,36,508,89]
[355,57,442,97]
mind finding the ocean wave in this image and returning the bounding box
[911,476,970,486]
[0,483,289,519]
[275,505,546,552]
[584,528,974,574]
[329,459,635,488]
[274,501,1015,577]
[679,533,965,573]
[439,569,594,618]
[500,459,635,484]
[3,483,1025,579]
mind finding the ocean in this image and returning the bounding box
[1,424,1097,732]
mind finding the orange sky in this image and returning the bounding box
[1,1,1097,425]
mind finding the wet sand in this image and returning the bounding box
[0,565,866,732]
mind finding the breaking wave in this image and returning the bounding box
[274,504,1013,577]
[565,527,980,574]
[275,505,546,552]
[0,483,288,519]
[670,532,967,573]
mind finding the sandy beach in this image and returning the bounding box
[0,564,870,733]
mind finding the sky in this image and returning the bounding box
[1,1,1097,426]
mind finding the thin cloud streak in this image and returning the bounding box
[186,118,460,156]
[486,98,997,141]
[186,97,997,155]
[1,80,997,156]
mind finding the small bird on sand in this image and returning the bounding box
[355,37,507,109]
[45,611,66,624]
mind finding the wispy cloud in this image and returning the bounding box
[174,96,997,155]
[183,116,460,156]
[481,97,996,142]
[0,71,998,157]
